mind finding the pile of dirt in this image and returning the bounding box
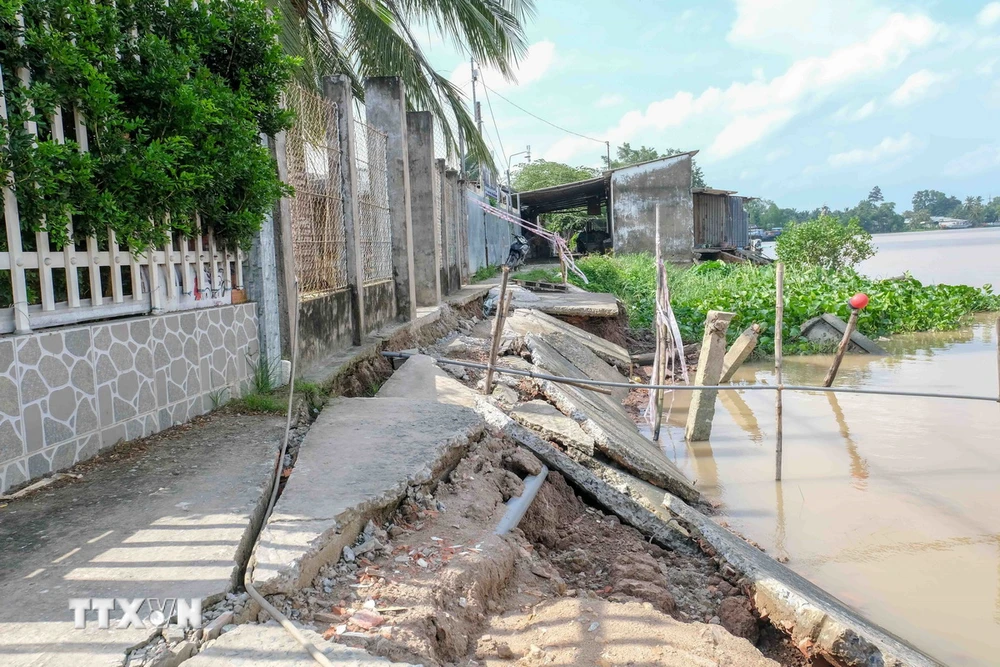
[276,433,805,666]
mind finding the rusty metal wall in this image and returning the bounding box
[693,193,726,248]
[726,196,750,249]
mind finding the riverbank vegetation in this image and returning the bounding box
[517,256,999,355]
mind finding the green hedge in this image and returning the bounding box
[0,0,294,252]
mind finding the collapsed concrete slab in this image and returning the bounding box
[511,399,595,456]
[505,308,631,370]
[489,285,621,318]
[250,398,483,595]
[537,331,630,402]
[524,333,700,504]
[376,353,480,408]
[801,313,886,355]
[187,623,415,666]
[662,494,942,667]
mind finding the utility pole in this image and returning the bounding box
[470,58,483,189]
[605,141,611,170]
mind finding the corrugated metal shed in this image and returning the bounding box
[693,189,751,249]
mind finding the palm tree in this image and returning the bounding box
[274,0,535,171]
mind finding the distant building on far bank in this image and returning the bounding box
[931,216,972,229]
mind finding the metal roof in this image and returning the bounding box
[515,173,610,216]
[692,187,738,196]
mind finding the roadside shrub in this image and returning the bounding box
[572,254,1000,355]
[776,215,876,270]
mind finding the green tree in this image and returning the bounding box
[602,143,707,188]
[775,215,876,270]
[511,160,599,235]
[912,189,962,217]
[958,196,985,224]
[279,0,535,170]
[868,186,884,203]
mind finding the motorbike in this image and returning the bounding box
[505,235,529,270]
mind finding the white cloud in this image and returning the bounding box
[834,100,877,122]
[727,0,891,56]
[765,148,790,163]
[451,41,556,92]
[546,11,939,163]
[944,143,1000,176]
[828,133,919,167]
[596,94,625,109]
[888,69,949,106]
[978,2,1000,27]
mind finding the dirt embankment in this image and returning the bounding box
[272,432,805,666]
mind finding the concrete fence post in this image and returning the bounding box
[405,111,441,307]
[364,77,416,321]
[324,75,366,343]
[445,169,461,291]
[685,310,735,441]
[458,179,470,284]
[248,136,282,368]
[268,131,297,357]
[436,158,451,295]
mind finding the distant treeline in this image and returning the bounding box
[750,187,1000,233]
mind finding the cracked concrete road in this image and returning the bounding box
[0,413,282,667]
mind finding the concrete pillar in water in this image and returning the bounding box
[720,323,762,383]
[364,77,416,321]
[405,111,441,307]
[324,75,366,343]
[685,310,735,441]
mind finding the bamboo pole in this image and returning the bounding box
[652,319,668,440]
[652,206,665,439]
[996,315,999,403]
[823,308,860,387]
[774,262,784,482]
[484,265,511,395]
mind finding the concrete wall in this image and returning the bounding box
[363,280,396,333]
[465,187,513,274]
[406,111,441,307]
[296,289,355,373]
[611,154,694,261]
[0,303,259,494]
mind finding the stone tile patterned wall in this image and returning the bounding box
[0,303,259,494]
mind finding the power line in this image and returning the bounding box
[482,83,608,146]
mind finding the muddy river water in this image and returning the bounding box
[664,228,1000,665]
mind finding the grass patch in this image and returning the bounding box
[472,264,501,282]
[570,254,1000,354]
[232,392,287,414]
[512,267,563,283]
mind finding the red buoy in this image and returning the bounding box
[848,292,869,309]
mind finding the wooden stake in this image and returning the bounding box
[484,266,511,395]
[652,318,667,440]
[774,262,784,482]
[822,308,860,387]
[652,206,664,439]
[559,250,568,285]
[996,315,999,403]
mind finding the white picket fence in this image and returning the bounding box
[0,43,242,335]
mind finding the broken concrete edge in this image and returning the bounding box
[474,398,696,556]
[250,420,484,597]
[506,308,631,371]
[301,299,482,389]
[661,493,944,667]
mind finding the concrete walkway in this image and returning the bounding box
[0,413,282,667]
[250,397,484,596]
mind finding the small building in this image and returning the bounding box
[514,152,753,262]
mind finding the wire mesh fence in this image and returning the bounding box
[434,117,460,172]
[432,162,443,268]
[354,118,393,285]
[284,84,348,294]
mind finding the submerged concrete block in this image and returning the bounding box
[250,398,483,595]
[801,313,886,355]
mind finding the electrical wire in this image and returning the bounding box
[482,83,608,146]
[243,279,336,667]
[478,74,507,167]
[379,351,1000,404]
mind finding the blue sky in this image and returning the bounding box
[416,0,1000,211]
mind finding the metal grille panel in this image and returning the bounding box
[284,84,348,293]
[354,119,393,285]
